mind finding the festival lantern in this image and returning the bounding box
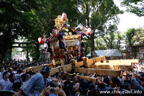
[38,37,43,44]
[87,28,92,35]
[61,13,67,21]
[53,29,58,37]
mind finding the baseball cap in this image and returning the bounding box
[41,66,51,73]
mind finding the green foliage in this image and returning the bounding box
[115,31,124,50]
[125,28,136,46]
[0,0,81,60]
[84,30,124,56]
[121,0,144,16]
[0,0,123,60]
[95,37,107,50]
[102,31,124,50]
[125,28,144,46]
[103,32,115,49]
[25,0,80,61]
[77,0,121,57]
[0,0,38,59]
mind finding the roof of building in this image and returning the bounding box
[86,49,122,57]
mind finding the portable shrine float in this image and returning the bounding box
[38,13,92,66]
[35,13,139,79]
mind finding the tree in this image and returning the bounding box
[77,0,122,57]
[125,28,144,46]
[121,0,144,16]
[0,0,38,59]
[125,28,136,46]
[0,0,80,60]
[115,31,124,50]
[25,0,81,61]
[84,31,124,56]
[95,37,107,50]
[102,31,124,50]
[103,32,115,49]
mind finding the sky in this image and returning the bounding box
[114,0,144,34]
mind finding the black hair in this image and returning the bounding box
[21,74,28,82]
[104,77,110,86]
[87,81,95,90]
[87,81,93,84]
[9,73,15,78]
[97,83,105,89]
[17,69,22,74]
[27,71,36,75]
[8,67,13,72]
[49,80,58,93]
[50,80,58,87]
[40,71,47,75]
[78,78,85,83]
[14,67,17,70]
[12,82,22,92]
[3,71,8,78]
[111,77,120,87]
[79,81,88,95]
[63,80,71,96]
[71,74,77,79]
[123,82,131,90]
[5,66,8,70]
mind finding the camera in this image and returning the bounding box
[49,80,58,93]
[50,87,56,93]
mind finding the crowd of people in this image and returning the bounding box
[0,60,144,96]
[0,60,43,92]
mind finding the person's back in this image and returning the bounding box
[3,73,16,91]
[0,71,9,90]
[13,66,51,96]
[0,78,9,90]
[20,73,45,96]
[3,80,13,90]
[15,71,23,83]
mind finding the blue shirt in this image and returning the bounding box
[21,73,49,96]
[3,81,13,91]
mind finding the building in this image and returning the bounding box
[86,49,123,59]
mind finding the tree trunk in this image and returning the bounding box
[84,43,88,56]
[91,33,95,57]
[35,42,40,62]
[0,34,12,60]
[85,0,90,27]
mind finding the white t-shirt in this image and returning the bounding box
[137,64,141,72]
[13,71,17,74]
[0,79,9,90]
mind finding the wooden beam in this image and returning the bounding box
[75,68,120,76]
